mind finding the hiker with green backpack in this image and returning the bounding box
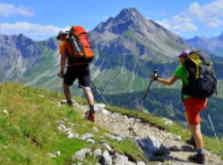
[57,26,96,122]
[151,50,217,164]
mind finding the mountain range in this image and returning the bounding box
[0,8,223,137]
[186,33,223,57]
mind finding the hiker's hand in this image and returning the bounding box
[150,72,159,81]
[57,72,64,78]
[150,75,157,80]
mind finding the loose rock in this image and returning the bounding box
[94,149,102,157]
[81,133,94,140]
[72,148,91,161]
[102,150,112,165]
[113,153,128,165]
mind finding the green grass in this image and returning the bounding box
[106,138,145,161]
[1,82,222,165]
[0,83,145,165]
[22,48,55,80]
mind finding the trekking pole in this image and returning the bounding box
[91,82,108,105]
[142,79,154,101]
[136,70,158,112]
[206,111,219,141]
[143,70,158,101]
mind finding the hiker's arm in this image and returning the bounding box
[60,54,66,75]
[58,54,66,78]
[156,77,178,86]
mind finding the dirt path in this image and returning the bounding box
[74,102,223,165]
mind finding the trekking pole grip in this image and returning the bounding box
[153,70,159,80]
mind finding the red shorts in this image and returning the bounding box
[183,97,208,125]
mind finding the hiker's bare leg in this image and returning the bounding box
[63,83,72,101]
[185,112,194,137]
[83,86,95,121]
[190,124,204,149]
[82,87,94,105]
[185,112,190,128]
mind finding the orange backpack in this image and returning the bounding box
[68,26,94,63]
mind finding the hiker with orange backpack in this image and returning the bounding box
[151,50,217,164]
[57,26,95,122]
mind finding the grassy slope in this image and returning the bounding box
[0,83,145,165]
[1,82,222,165]
[21,48,59,90]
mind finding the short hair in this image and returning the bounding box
[56,31,67,40]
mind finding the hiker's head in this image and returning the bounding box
[56,31,67,41]
[178,50,191,64]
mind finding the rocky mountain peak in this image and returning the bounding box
[115,8,144,21]
[189,36,201,41]
[14,34,34,46]
[94,8,146,34]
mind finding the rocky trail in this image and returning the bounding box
[72,101,223,165]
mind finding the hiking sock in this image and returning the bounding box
[89,105,95,113]
[86,105,95,122]
[197,149,205,154]
[186,136,196,148]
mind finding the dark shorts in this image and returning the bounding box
[63,65,91,87]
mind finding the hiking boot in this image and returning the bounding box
[60,100,73,107]
[67,100,73,106]
[188,153,205,164]
[186,137,196,148]
[85,111,95,122]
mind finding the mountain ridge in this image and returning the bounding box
[91,8,188,59]
[186,34,223,57]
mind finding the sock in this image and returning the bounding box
[89,105,94,113]
[197,149,204,154]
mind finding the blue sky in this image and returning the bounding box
[0,0,222,40]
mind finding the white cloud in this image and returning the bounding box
[157,0,223,34]
[189,1,223,27]
[188,2,205,19]
[157,15,198,33]
[0,22,63,37]
[0,3,33,17]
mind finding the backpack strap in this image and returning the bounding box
[187,52,203,79]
